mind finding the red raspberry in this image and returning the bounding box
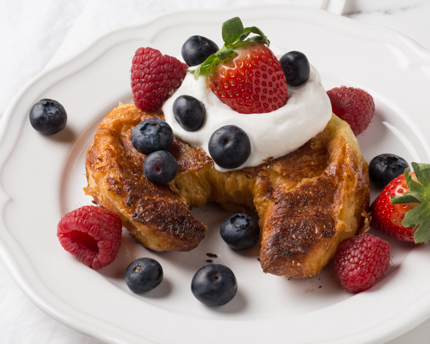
[131,47,187,112]
[57,206,122,270]
[327,86,375,136]
[334,233,390,293]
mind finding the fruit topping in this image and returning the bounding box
[144,150,178,184]
[173,95,206,131]
[371,162,430,244]
[131,118,174,155]
[279,51,310,87]
[327,86,375,136]
[369,153,409,189]
[192,17,288,114]
[29,99,67,135]
[124,258,163,293]
[208,125,251,169]
[191,264,237,306]
[57,206,122,270]
[334,233,391,293]
[131,47,187,111]
[220,213,260,250]
[181,35,219,67]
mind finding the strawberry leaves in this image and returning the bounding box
[391,162,430,244]
[192,17,270,80]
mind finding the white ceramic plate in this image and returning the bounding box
[2,5,430,344]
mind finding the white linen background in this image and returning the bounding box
[0,1,346,343]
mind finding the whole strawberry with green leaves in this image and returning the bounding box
[371,162,430,243]
[193,17,288,114]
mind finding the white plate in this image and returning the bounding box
[2,5,430,344]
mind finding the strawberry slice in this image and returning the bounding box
[370,162,430,243]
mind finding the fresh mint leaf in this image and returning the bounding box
[222,17,244,45]
[414,216,430,244]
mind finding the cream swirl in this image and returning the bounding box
[162,47,332,172]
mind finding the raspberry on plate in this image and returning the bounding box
[327,86,375,136]
[334,233,391,293]
[131,47,187,112]
[57,206,122,270]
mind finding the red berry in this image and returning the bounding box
[207,42,288,114]
[131,47,188,112]
[327,86,375,136]
[334,233,391,293]
[57,206,122,269]
[371,173,418,242]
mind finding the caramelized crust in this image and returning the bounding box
[85,103,370,277]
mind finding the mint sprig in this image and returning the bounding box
[391,162,430,243]
[191,17,270,80]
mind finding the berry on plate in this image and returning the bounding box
[57,206,122,270]
[124,258,163,293]
[371,162,430,244]
[131,47,187,112]
[144,150,178,184]
[191,264,237,306]
[192,17,288,114]
[220,213,260,250]
[208,125,251,169]
[131,118,174,155]
[181,35,219,67]
[279,51,310,87]
[369,153,409,189]
[29,98,67,135]
[327,86,375,136]
[334,233,391,293]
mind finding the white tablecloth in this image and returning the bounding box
[2,0,430,343]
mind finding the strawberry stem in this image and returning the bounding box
[191,17,270,80]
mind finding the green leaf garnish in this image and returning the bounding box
[403,203,430,228]
[414,216,430,244]
[190,17,270,79]
[222,17,244,45]
[390,162,430,244]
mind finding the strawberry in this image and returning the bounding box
[131,47,187,112]
[192,17,288,114]
[370,162,430,243]
[327,86,375,136]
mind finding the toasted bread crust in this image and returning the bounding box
[85,103,370,277]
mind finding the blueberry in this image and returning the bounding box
[279,51,310,87]
[173,95,206,131]
[125,258,163,293]
[144,150,178,184]
[369,154,409,189]
[131,118,173,155]
[191,264,237,306]
[220,213,260,250]
[208,125,251,169]
[181,35,219,67]
[29,99,67,135]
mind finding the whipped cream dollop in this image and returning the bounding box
[162,47,332,172]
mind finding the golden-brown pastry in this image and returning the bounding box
[85,103,370,277]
